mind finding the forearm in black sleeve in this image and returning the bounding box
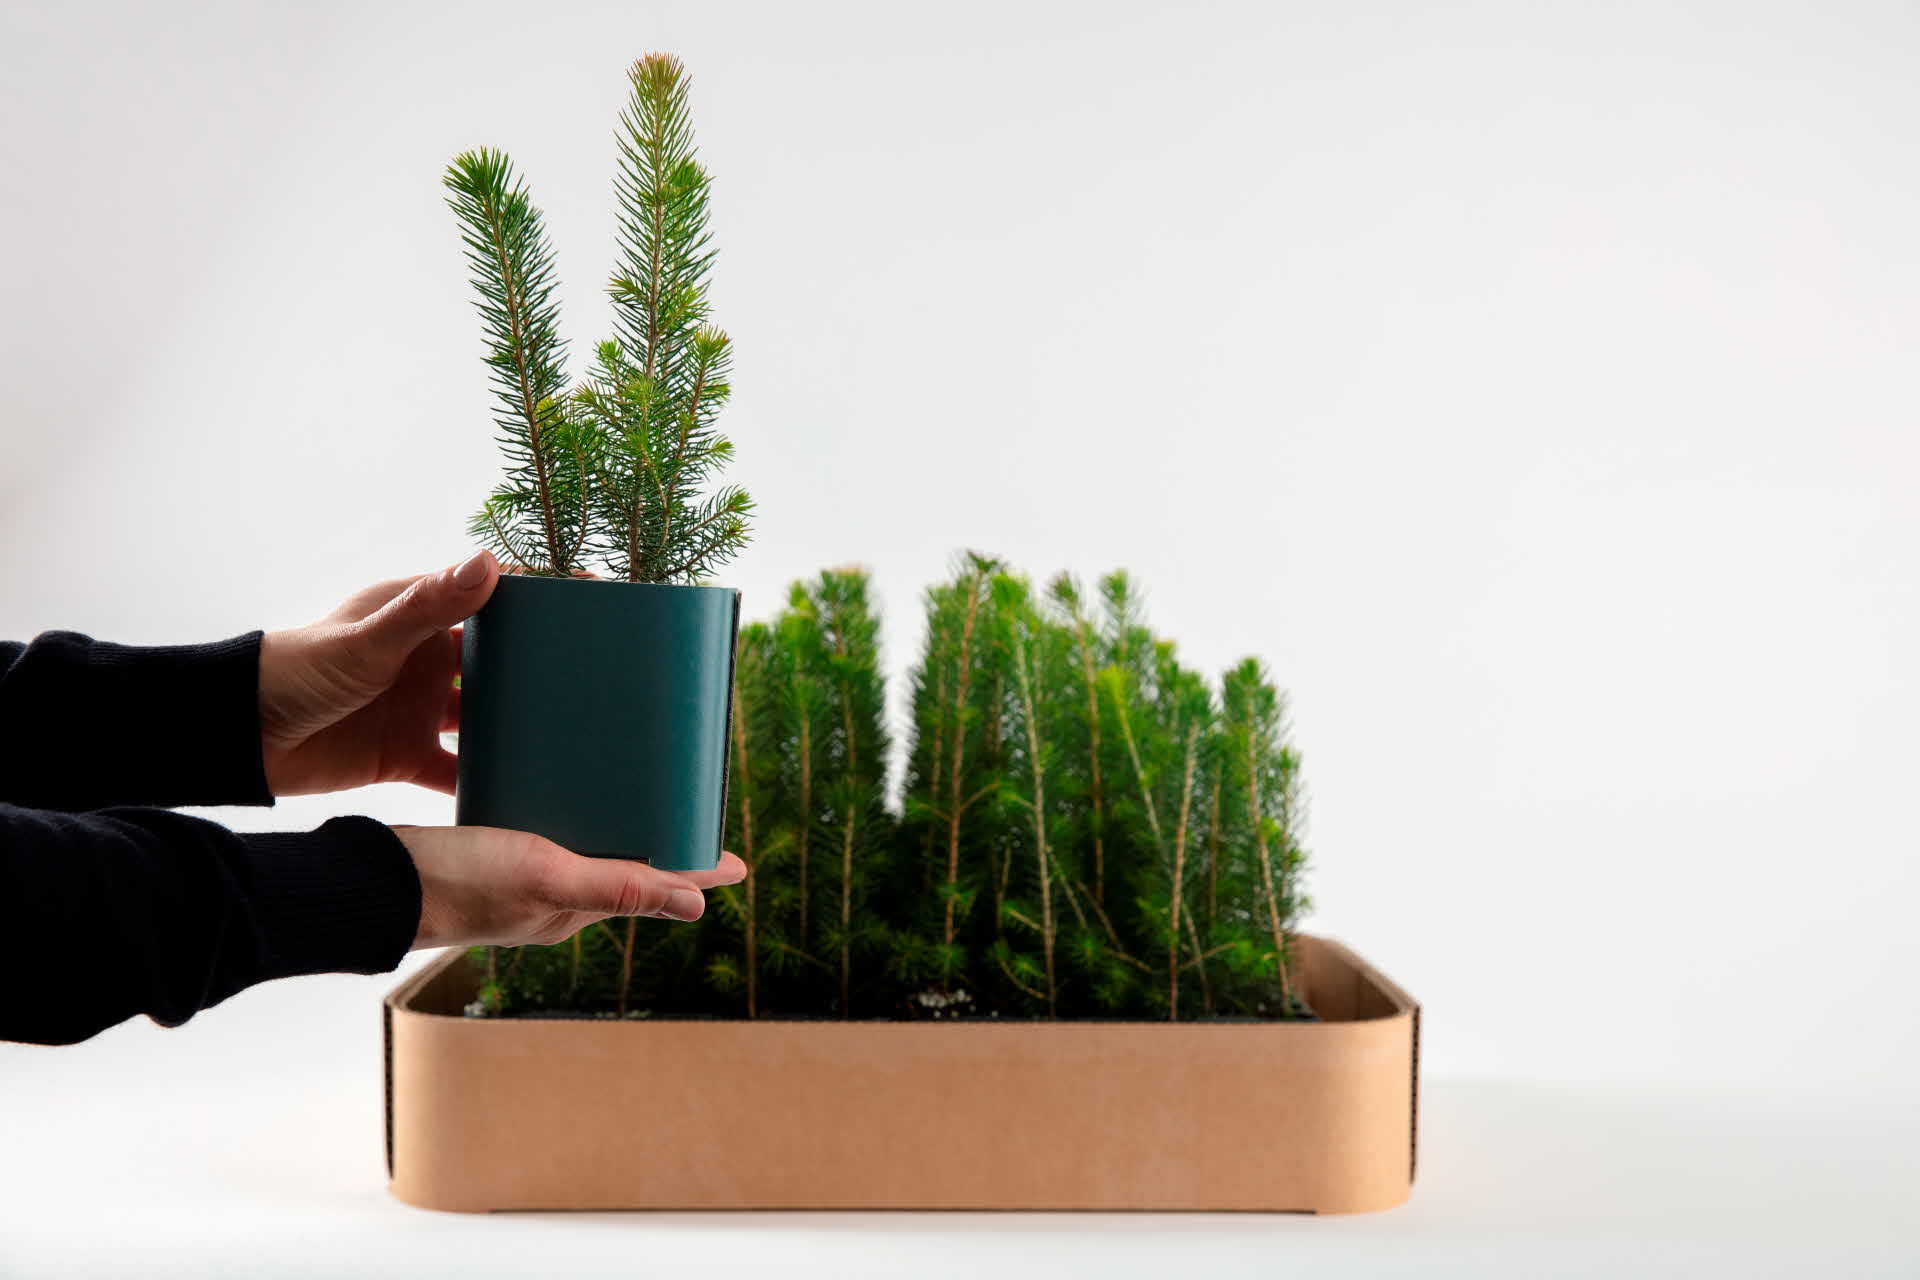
[0,804,420,1045]
[0,631,273,811]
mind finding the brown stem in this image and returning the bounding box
[617,918,637,1016]
[480,504,538,574]
[1056,872,1150,973]
[639,359,700,581]
[623,82,674,579]
[986,672,1003,766]
[1206,774,1222,932]
[921,625,949,892]
[1169,720,1199,1021]
[653,492,746,579]
[839,808,855,1018]
[480,193,565,574]
[1181,900,1215,1014]
[832,610,860,1018]
[834,619,858,773]
[1245,733,1292,1010]
[942,573,985,948]
[995,949,1045,1001]
[731,674,758,1018]
[797,713,812,947]
[769,940,833,974]
[1111,681,1164,850]
[580,377,656,580]
[1012,630,1056,1015]
[639,100,667,386]
[563,404,591,566]
[1073,617,1106,907]
[1183,932,1232,975]
[841,693,856,770]
[994,834,1013,929]
[627,477,643,583]
[1051,858,1091,934]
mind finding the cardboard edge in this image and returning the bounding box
[384,956,467,1183]
[1306,935,1418,1015]
[1295,935,1422,1188]
[385,936,1420,1214]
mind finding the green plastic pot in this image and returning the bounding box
[454,574,740,872]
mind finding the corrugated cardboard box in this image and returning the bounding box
[384,934,1417,1213]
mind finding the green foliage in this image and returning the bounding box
[1216,657,1313,1014]
[472,557,1315,1023]
[445,55,751,583]
[443,149,588,577]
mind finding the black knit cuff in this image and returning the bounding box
[109,630,274,808]
[241,817,422,979]
[0,630,275,812]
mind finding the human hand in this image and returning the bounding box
[396,825,749,949]
[257,551,500,797]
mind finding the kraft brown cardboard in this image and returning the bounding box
[385,934,1418,1214]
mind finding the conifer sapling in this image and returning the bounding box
[446,54,752,583]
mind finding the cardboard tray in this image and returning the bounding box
[384,934,1419,1214]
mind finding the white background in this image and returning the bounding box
[2,1,1916,1275]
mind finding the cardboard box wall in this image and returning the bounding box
[385,934,1418,1214]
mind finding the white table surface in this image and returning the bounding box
[3,956,1915,1280]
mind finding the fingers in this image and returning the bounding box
[414,747,459,796]
[439,685,461,734]
[328,573,426,624]
[352,551,499,670]
[680,851,749,890]
[538,852,711,922]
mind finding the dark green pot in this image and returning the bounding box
[454,575,740,872]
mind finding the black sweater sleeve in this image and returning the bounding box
[0,630,274,811]
[1,806,421,1044]
[0,631,424,1045]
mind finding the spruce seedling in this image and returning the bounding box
[1004,579,1059,1015]
[1161,667,1214,1020]
[772,606,828,948]
[1049,574,1110,909]
[444,150,588,577]
[721,623,774,1016]
[577,55,752,584]
[807,570,890,1015]
[449,55,752,583]
[937,554,999,951]
[1221,658,1307,1012]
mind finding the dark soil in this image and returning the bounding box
[485,993,1320,1024]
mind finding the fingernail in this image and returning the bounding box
[453,551,491,590]
[662,889,704,922]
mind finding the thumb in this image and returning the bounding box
[355,550,499,664]
[544,854,708,923]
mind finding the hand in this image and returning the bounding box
[257,551,501,797]
[396,826,750,949]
